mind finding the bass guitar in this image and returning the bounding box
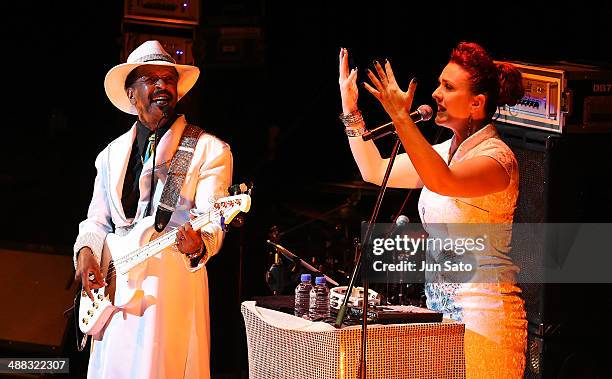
[78,193,251,335]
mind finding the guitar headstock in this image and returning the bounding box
[228,182,254,196]
[213,192,251,231]
[189,184,252,233]
[222,182,253,229]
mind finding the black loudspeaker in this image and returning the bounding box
[0,248,76,354]
[496,123,612,378]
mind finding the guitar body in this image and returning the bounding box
[77,193,251,335]
[79,216,158,335]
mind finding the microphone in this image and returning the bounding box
[385,215,410,237]
[362,104,433,141]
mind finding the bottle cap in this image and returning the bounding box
[315,276,326,285]
[300,274,312,282]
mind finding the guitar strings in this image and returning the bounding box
[100,219,216,283]
[112,206,215,267]
[98,207,225,283]
[103,212,213,280]
[100,232,216,284]
[110,194,245,269]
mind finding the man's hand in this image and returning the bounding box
[175,222,204,258]
[75,247,106,301]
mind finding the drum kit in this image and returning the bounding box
[264,180,426,307]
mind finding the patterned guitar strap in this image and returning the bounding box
[154,124,203,232]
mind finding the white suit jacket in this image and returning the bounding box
[73,115,233,271]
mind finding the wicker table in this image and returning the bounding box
[241,301,465,379]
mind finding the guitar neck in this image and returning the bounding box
[118,210,216,274]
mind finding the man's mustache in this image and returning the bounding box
[150,90,173,100]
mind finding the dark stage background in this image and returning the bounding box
[2,1,612,378]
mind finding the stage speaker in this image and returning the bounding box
[496,123,612,378]
[0,248,76,355]
[201,27,264,68]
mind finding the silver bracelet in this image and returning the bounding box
[186,244,204,260]
[339,109,364,127]
[345,126,366,137]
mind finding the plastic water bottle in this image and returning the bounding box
[309,276,330,321]
[294,274,313,319]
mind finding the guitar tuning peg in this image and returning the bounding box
[228,182,254,196]
[228,184,241,195]
[244,182,254,196]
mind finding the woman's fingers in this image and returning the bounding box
[384,60,396,84]
[406,77,418,107]
[363,81,381,100]
[373,60,388,86]
[339,48,349,80]
[348,67,358,84]
[366,69,383,91]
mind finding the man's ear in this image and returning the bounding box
[127,88,136,105]
[472,94,486,113]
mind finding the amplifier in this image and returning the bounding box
[494,61,612,133]
[122,32,194,65]
[124,0,199,25]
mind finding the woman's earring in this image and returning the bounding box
[467,114,474,137]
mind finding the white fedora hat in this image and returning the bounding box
[104,40,200,115]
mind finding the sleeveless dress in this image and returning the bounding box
[417,124,527,378]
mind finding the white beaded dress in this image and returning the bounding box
[417,124,526,378]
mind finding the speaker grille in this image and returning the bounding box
[514,147,546,223]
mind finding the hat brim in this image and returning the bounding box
[104,60,200,115]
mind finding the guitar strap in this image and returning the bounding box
[153,124,203,232]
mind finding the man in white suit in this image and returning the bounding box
[73,40,233,378]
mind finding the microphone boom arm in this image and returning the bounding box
[361,104,433,141]
[266,240,340,286]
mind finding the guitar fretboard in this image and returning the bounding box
[115,209,218,274]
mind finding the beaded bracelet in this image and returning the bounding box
[345,126,366,137]
[339,109,364,127]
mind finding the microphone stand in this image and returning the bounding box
[334,134,403,379]
[266,240,340,286]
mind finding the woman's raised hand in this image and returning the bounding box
[364,60,417,123]
[338,48,359,114]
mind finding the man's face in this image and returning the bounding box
[126,65,179,127]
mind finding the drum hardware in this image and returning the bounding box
[267,240,340,286]
[265,251,292,295]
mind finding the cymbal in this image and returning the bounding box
[322,180,380,190]
[313,181,405,194]
[283,202,364,223]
